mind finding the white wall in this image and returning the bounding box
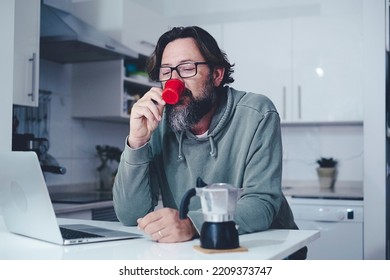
[362,0,386,260]
[282,125,363,184]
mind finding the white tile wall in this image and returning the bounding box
[38,59,363,188]
[281,125,363,183]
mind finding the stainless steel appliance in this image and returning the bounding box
[40,3,138,63]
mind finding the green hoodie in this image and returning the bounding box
[113,86,298,235]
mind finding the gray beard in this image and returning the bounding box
[166,76,216,132]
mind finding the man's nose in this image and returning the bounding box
[170,69,182,80]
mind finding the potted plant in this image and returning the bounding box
[316,157,338,189]
[96,145,122,191]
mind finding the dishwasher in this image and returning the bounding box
[287,197,364,260]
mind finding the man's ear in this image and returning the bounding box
[213,67,225,87]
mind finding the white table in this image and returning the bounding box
[0,217,319,260]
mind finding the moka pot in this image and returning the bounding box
[179,179,240,250]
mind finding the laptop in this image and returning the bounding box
[0,151,141,245]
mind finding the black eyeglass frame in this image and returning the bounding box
[157,62,209,82]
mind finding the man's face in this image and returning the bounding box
[161,38,216,132]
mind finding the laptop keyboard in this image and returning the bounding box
[60,227,103,239]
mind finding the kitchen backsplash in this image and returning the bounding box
[39,60,363,188]
[281,124,363,183]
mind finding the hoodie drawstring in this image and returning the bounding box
[177,131,184,161]
[177,132,217,160]
[208,136,217,158]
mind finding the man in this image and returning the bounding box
[113,26,306,259]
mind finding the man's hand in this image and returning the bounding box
[128,87,165,148]
[137,208,197,243]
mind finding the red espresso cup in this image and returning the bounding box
[162,79,185,104]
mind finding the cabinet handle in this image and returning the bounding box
[387,163,390,178]
[297,85,302,119]
[282,86,286,120]
[28,52,37,102]
[387,111,390,138]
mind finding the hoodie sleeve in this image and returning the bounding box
[234,110,284,234]
[112,139,159,226]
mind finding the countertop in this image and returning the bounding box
[282,180,363,200]
[282,186,363,200]
[0,217,320,260]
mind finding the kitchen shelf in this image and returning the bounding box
[71,58,158,123]
[123,76,158,88]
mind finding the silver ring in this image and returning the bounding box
[158,230,163,238]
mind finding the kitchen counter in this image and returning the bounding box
[283,186,363,200]
[282,181,363,200]
[0,216,319,260]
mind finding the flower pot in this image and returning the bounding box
[316,167,337,189]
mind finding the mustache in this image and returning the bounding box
[166,88,193,107]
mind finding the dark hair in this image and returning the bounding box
[146,26,234,87]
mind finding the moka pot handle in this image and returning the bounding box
[179,188,196,219]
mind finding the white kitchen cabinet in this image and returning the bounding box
[72,58,159,122]
[291,0,363,122]
[13,0,40,107]
[223,0,363,123]
[224,19,292,121]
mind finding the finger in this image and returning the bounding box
[141,88,165,112]
[152,228,169,242]
[148,87,165,103]
[132,99,162,121]
[137,216,167,242]
[137,211,162,231]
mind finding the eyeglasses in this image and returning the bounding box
[158,62,209,82]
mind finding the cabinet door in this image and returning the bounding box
[13,0,40,107]
[292,0,363,122]
[223,19,292,121]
